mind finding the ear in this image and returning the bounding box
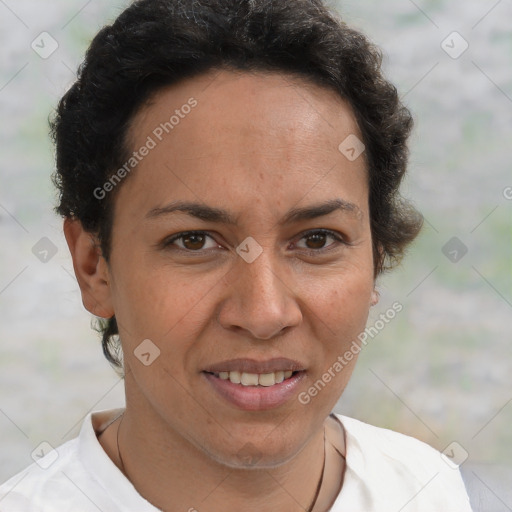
[370,288,380,307]
[372,242,384,306]
[63,218,114,318]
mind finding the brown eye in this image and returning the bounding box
[295,230,345,252]
[305,232,329,249]
[181,233,207,250]
[164,231,220,252]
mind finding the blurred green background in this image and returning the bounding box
[1,0,511,509]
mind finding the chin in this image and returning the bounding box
[200,427,307,470]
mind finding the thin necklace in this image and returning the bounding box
[307,426,326,512]
[116,412,127,476]
[116,415,327,512]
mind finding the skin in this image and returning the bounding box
[65,69,378,511]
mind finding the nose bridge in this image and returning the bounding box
[238,242,286,305]
[245,245,282,290]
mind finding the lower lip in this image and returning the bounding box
[203,371,306,411]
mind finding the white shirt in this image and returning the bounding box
[0,409,473,512]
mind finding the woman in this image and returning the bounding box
[0,0,473,510]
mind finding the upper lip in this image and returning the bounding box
[203,358,306,374]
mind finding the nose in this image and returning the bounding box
[217,247,303,340]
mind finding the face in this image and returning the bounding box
[103,69,375,467]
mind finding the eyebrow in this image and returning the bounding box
[145,198,361,225]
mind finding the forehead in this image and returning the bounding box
[117,69,368,222]
[130,69,362,149]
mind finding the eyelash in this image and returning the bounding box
[162,229,348,256]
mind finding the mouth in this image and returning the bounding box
[202,358,307,411]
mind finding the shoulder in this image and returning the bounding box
[339,414,446,464]
[0,438,81,511]
[0,409,125,512]
[333,414,473,511]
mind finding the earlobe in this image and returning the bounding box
[370,288,380,307]
[63,218,114,318]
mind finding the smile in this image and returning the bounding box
[202,366,306,411]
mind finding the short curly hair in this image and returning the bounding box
[51,0,423,370]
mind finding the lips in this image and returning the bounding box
[202,358,307,411]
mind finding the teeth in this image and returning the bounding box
[228,371,241,384]
[216,370,296,386]
[241,372,259,386]
[258,373,276,387]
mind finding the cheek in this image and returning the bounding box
[109,254,226,351]
[109,251,236,383]
[305,268,373,337]
[301,275,372,407]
